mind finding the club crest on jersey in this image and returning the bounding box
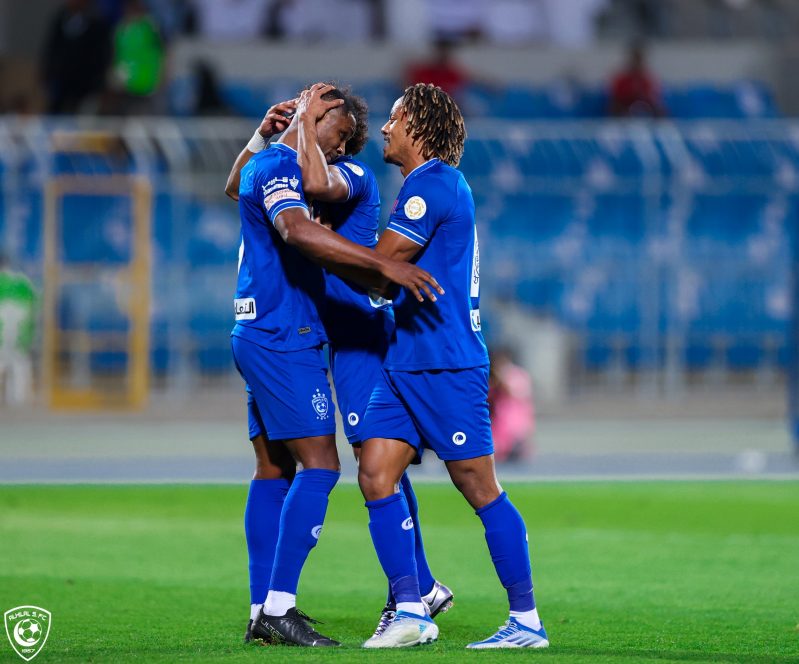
[289,175,299,189]
[312,389,329,420]
[404,196,427,220]
[343,162,364,176]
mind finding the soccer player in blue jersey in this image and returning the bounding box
[294,87,454,636]
[226,83,452,643]
[357,83,549,649]
[226,83,442,647]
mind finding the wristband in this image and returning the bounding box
[246,129,267,153]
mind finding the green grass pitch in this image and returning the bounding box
[0,482,797,663]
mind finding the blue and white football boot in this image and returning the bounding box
[363,610,438,648]
[466,617,549,649]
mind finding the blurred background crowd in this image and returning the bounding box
[0,0,798,470]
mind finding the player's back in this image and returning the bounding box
[384,159,488,371]
[320,155,390,348]
[233,144,326,351]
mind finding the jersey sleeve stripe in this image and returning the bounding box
[386,224,426,246]
[334,165,354,201]
[268,200,308,225]
[388,222,427,244]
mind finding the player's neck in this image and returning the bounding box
[277,126,299,152]
[400,152,427,178]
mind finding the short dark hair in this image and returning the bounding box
[400,83,466,167]
[300,82,368,155]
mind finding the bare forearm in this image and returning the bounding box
[297,113,332,195]
[225,148,256,200]
[285,220,389,289]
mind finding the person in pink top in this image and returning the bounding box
[489,348,536,462]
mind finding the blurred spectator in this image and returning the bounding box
[405,39,470,99]
[41,0,112,114]
[608,42,665,117]
[190,60,232,116]
[488,348,536,463]
[104,0,164,114]
[0,256,37,406]
[187,0,270,41]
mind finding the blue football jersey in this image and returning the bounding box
[320,155,391,345]
[383,159,488,371]
[231,143,327,350]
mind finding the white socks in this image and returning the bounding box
[396,601,427,617]
[250,603,262,621]
[510,608,542,630]
[263,591,296,617]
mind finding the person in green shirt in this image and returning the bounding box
[108,0,164,112]
[0,256,37,405]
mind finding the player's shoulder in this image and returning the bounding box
[405,159,461,191]
[400,159,465,207]
[334,155,375,180]
[255,143,297,169]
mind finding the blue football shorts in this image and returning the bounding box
[360,366,494,461]
[231,335,336,441]
[330,342,385,444]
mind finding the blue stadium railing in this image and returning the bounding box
[0,117,794,391]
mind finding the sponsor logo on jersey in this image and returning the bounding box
[404,196,427,220]
[263,188,301,211]
[401,517,414,530]
[452,431,467,446]
[289,175,299,189]
[343,162,364,176]
[298,326,311,335]
[312,389,329,420]
[471,227,480,298]
[470,309,481,332]
[234,297,257,320]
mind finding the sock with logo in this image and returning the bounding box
[476,492,539,627]
[245,478,290,606]
[265,468,340,612]
[399,472,436,596]
[366,492,426,616]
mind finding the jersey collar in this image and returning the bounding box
[405,158,439,181]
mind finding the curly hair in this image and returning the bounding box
[299,82,369,156]
[344,92,369,156]
[400,83,466,167]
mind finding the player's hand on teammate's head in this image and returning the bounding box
[298,82,345,122]
[380,259,445,303]
[259,99,298,138]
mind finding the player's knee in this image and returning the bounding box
[292,439,341,471]
[450,466,500,510]
[358,465,395,502]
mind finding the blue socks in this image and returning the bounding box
[476,492,536,612]
[244,478,290,605]
[366,492,421,605]
[268,468,340,594]
[400,473,436,596]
